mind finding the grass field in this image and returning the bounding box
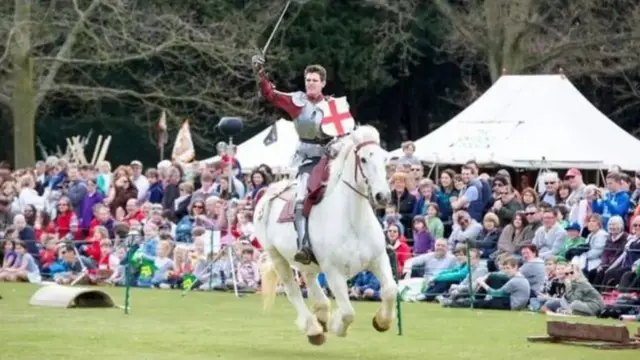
[0,283,638,360]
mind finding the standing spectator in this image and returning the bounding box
[96,161,112,196]
[130,160,150,203]
[539,172,560,206]
[386,223,411,276]
[80,178,103,234]
[398,141,421,165]
[161,167,181,211]
[437,169,459,236]
[190,171,218,207]
[66,165,87,218]
[108,175,138,216]
[452,165,486,223]
[564,168,586,207]
[145,169,163,204]
[17,175,43,212]
[389,172,417,237]
[592,172,630,229]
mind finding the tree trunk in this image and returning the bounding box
[11,0,36,168]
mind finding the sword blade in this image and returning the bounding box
[262,0,292,55]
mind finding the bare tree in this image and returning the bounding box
[432,0,640,91]
[0,0,289,167]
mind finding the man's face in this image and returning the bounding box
[503,264,517,277]
[434,241,447,255]
[132,165,142,177]
[63,249,75,262]
[305,72,325,96]
[68,168,79,181]
[410,165,423,179]
[566,175,580,188]
[542,211,556,228]
[544,178,558,192]
[458,214,470,228]
[403,145,414,156]
[526,206,540,222]
[460,169,472,184]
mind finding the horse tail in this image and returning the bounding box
[259,252,279,311]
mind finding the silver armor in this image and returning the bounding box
[290,91,329,169]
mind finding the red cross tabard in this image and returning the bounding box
[321,98,354,137]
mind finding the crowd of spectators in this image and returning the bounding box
[0,140,639,320]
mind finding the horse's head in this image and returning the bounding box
[331,125,390,207]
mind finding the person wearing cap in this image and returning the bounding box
[556,222,586,262]
[130,160,149,203]
[564,168,586,207]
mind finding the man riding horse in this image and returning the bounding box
[252,54,351,265]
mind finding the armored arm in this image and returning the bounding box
[257,70,301,119]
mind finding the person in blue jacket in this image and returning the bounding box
[348,271,381,301]
[592,173,630,228]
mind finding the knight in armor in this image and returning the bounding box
[252,54,331,265]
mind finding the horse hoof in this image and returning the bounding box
[372,316,390,333]
[317,319,328,333]
[307,333,326,346]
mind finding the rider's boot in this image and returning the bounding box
[293,201,314,265]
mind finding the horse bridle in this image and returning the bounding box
[341,140,379,201]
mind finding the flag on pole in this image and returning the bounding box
[263,124,278,146]
[157,110,168,149]
[182,273,197,290]
[171,119,195,163]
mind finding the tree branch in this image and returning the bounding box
[35,0,101,107]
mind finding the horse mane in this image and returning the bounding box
[326,125,380,190]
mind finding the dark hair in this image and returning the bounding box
[513,211,529,228]
[304,64,327,82]
[250,169,270,187]
[519,243,539,256]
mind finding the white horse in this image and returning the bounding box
[253,125,396,346]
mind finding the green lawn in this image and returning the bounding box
[0,283,638,360]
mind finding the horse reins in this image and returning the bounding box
[341,140,379,201]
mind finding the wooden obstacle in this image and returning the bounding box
[29,285,116,309]
[527,320,640,350]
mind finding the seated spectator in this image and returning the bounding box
[518,244,546,294]
[2,239,16,269]
[0,240,40,283]
[539,172,560,207]
[138,240,175,289]
[349,271,380,301]
[531,208,568,260]
[235,247,260,292]
[34,210,56,242]
[615,217,640,293]
[542,263,604,316]
[121,198,145,224]
[403,238,456,281]
[575,213,608,282]
[437,248,488,306]
[473,256,531,310]
[411,215,435,256]
[54,197,78,239]
[87,204,115,239]
[592,172,630,229]
[382,205,404,235]
[385,224,411,276]
[13,214,38,260]
[534,261,569,312]
[491,183,522,226]
[425,203,444,239]
[145,168,164,204]
[420,245,469,301]
[448,210,482,251]
[592,215,628,289]
[39,235,58,272]
[474,212,501,259]
[556,222,586,262]
[84,226,109,264]
[494,211,531,263]
[522,204,543,236]
[141,223,159,257]
[54,243,96,285]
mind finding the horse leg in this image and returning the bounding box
[369,254,398,332]
[323,269,355,337]
[303,271,331,333]
[269,252,325,345]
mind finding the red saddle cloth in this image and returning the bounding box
[276,156,330,223]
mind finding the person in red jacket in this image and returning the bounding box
[84,226,109,264]
[39,235,58,271]
[386,223,412,276]
[122,198,145,225]
[34,211,56,243]
[54,198,78,238]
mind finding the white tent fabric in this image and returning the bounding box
[202,119,298,172]
[390,75,640,170]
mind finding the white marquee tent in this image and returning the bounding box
[390,75,640,170]
[202,119,298,172]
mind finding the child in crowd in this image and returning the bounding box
[2,239,16,269]
[39,235,59,272]
[425,203,445,239]
[411,215,435,255]
[349,271,381,301]
[0,240,41,283]
[235,247,259,292]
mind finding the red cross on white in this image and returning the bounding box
[319,97,356,137]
